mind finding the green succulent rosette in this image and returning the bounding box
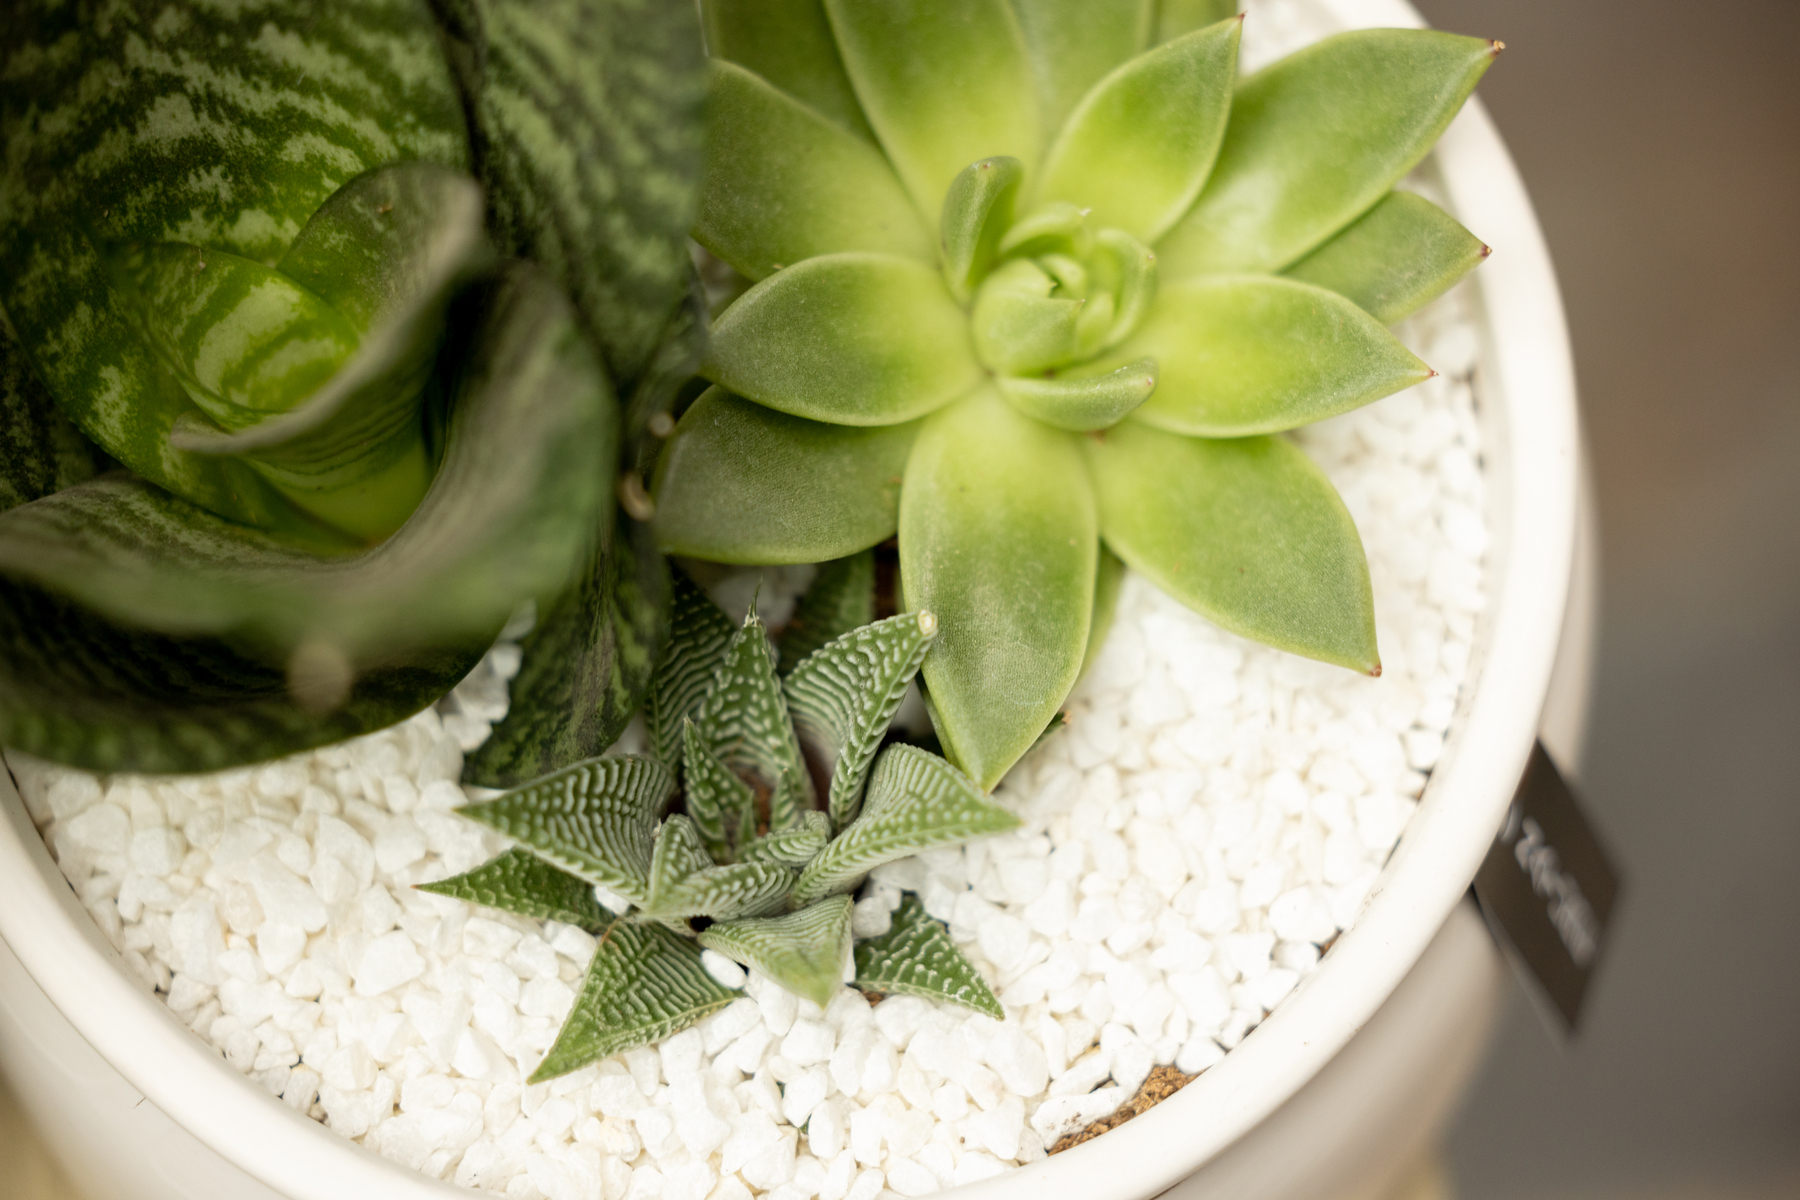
[0,0,704,775]
[654,0,1498,789]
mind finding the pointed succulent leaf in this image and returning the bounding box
[1012,0,1154,134]
[651,388,917,566]
[855,894,1003,1017]
[698,895,854,1009]
[531,919,737,1082]
[1283,190,1489,324]
[644,815,793,919]
[1159,30,1500,276]
[998,358,1157,432]
[823,0,1043,214]
[693,612,815,817]
[777,551,876,673]
[1081,545,1128,681]
[646,572,739,767]
[1087,421,1378,672]
[418,847,612,931]
[1115,276,1432,437]
[429,0,705,395]
[1155,0,1240,43]
[785,612,939,831]
[682,720,759,859]
[165,164,493,542]
[697,62,933,283]
[794,744,1020,902]
[940,157,1026,304]
[648,815,717,900]
[702,0,878,141]
[465,513,670,788]
[740,811,832,867]
[0,0,466,533]
[1036,17,1240,245]
[900,389,1096,789]
[706,255,980,426]
[457,756,677,904]
[1,323,108,516]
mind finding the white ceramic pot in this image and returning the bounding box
[0,0,1586,1196]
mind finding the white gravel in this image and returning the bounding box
[8,6,1492,1196]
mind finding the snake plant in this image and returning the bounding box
[653,0,1498,788]
[424,559,1014,1079]
[0,0,703,779]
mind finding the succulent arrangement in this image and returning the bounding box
[424,559,1017,1080]
[655,0,1498,789]
[0,0,705,781]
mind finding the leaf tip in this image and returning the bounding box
[916,610,938,637]
[1489,39,1506,55]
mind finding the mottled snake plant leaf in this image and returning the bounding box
[697,895,854,1010]
[1086,421,1379,674]
[0,263,611,770]
[785,611,939,831]
[1158,29,1499,276]
[855,894,1002,1018]
[650,388,917,566]
[458,755,676,905]
[793,743,1019,903]
[1283,189,1489,324]
[419,847,612,931]
[1,322,109,517]
[661,15,1497,789]
[532,919,738,1083]
[776,551,877,673]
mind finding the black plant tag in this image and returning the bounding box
[1473,740,1621,1032]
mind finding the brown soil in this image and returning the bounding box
[1047,1065,1198,1154]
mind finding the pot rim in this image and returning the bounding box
[0,1,1578,1197]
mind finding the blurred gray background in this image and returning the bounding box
[1411,0,1800,1197]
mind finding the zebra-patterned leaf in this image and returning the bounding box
[739,811,831,868]
[464,512,670,788]
[643,817,793,921]
[784,612,938,831]
[647,815,714,899]
[682,719,758,860]
[855,894,1003,1018]
[646,573,739,767]
[458,756,675,905]
[693,612,815,821]
[1,321,109,517]
[793,744,1019,902]
[530,919,737,1081]
[0,0,468,532]
[427,0,705,398]
[698,895,853,1009]
[778,551,876,674]
[418,847,611,931]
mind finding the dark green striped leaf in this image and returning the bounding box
[1282,190,1489,324]
[645,572,738,769]
[651,388,918,566]
[777,551,876,673]
[855,894,1002,1018]
[0,0,468,533]
[682,719,759,859]
[739,811,831,868]
[1,321,109,517]
[698,895,853,1009]
[1086,421,1379,673]
[459,755,676,904]
[418,847,612,931]
[428,0,706,397]
[531,919,737,1081]
[693,613,816,825]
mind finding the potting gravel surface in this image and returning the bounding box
[9,8,1493,1196]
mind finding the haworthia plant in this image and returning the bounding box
[0,0,703,772]
[657,3,1500,788]
[424,563,1013,1079]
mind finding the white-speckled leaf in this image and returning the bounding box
[681,720,759,860]
[793,744,1019,902]
[785,612,938,831]
[646,573,738,767]
[531,919,737,1081]
[417,847,611,931]
[642,814,792,920]
[855,893,1002,1018]
[693,612,815,824]
[458,755,676,905]
[698,895,853,1009]
[739,811,831,868]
